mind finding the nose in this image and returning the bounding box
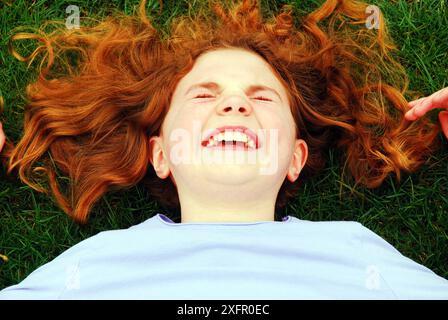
[216,94,253,116]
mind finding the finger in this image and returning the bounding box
[405,108,418,120]
[430,87,448,109]
[411,88,448,119]
[439,111,448,140]
[408,97,426,107]
[409,96,436,119]
[405,101,425,120]
[0,122,5,153]
[405,87,448,121]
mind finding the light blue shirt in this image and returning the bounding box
[1,213,448,299]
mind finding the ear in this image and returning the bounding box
[286,139,308,183]
[149,136,171,179]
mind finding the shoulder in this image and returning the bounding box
[0,216,159,299]
[287,216,365,238]
[346,222,448,299]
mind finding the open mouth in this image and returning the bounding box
[201,126,259,150]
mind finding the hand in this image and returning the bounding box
[0,122,5,153]
[405,87,448,139]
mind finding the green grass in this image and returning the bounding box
[1,0,447,289]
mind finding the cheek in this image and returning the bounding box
[258,109,294,142]
[257,110,296,167]
[163,111,208,160]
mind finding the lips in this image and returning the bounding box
[201,125,260,149]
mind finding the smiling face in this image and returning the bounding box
[149,48,308,222]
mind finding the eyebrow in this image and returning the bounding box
[185,81,283,102]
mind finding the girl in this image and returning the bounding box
[0,0,447,299]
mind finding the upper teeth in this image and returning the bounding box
[206,131,256,148]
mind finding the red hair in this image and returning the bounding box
[1,0,441,223]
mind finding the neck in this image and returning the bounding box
[178,192,276,223]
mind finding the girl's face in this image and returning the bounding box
[149,48,307,214]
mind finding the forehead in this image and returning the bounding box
[180,48,283,88]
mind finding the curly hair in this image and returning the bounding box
[1,0,442,224]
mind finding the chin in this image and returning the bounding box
[205,167,263,185]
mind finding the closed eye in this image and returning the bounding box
[194,94,272,102]
[195,94,214,99]
[253,96,272,101]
